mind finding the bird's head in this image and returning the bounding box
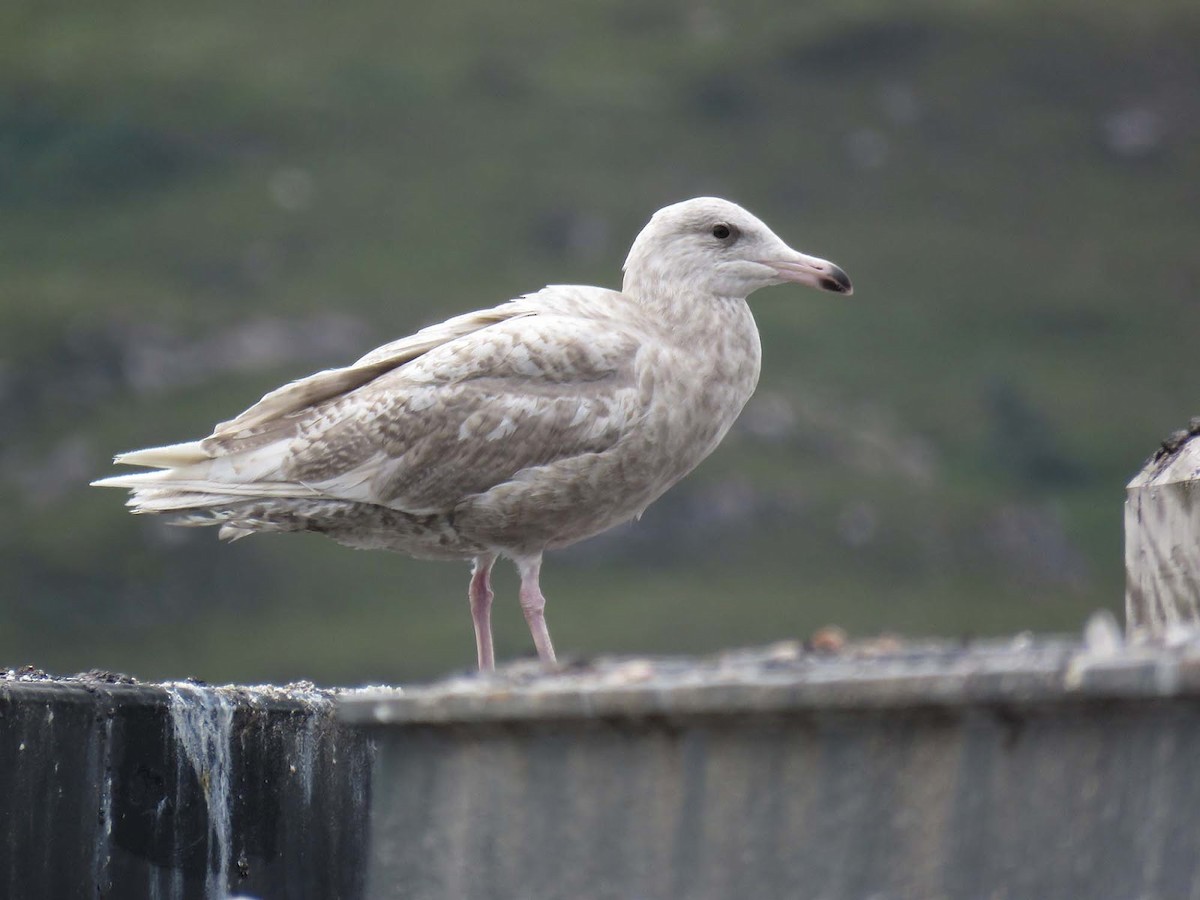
[622,197,852,301]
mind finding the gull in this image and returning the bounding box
[94,198,852,671]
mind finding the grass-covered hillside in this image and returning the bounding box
[2,0,1198,683]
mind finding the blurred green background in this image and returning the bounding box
[2,0,1197,684]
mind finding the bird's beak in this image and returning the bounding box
[762,250,853,295]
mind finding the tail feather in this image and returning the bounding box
[218,524,256,542]
[92,470,175,490]
[113,441,210,469]
[127,490,256,513]
[166,511,256,541]
[96,436,329,536]
[94,472,320,501]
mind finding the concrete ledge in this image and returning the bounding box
[10,629,1200,899]
[341,628,1200,900]
[340,632,1200,725]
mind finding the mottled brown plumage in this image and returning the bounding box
[94,197,852,670]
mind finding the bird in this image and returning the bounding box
[94,197,852,671]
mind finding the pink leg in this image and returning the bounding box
[515,555,557,666]
[469,554,497,672]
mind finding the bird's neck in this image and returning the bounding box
[624,280,750,333]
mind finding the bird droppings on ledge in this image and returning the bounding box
[0,675,372,899]
[0,667,147,686]
[340,616,1200,726]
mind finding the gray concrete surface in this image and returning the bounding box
[9,627,1200,899]
[1127,418,1200,637]
[344,632,1200,900]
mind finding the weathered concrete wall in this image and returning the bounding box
[11,632,1200,899]
[0,674,372,900]
[343,636,1200,900]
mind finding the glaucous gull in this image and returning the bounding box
[94,198,852,671]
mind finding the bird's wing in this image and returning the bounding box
[267,304,651,513]
[205,302,537,445]
[106,286,659,513]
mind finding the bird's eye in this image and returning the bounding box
[711,223,736,241]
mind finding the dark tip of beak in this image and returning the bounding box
[819,264,853,294]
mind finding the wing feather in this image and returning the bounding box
[279,313,647,512]
[207,304,536,443]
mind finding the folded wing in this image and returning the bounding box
[95,287,651,518]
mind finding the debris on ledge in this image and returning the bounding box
[340,611,1200,726]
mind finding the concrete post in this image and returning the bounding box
[1126,418,1200,637]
